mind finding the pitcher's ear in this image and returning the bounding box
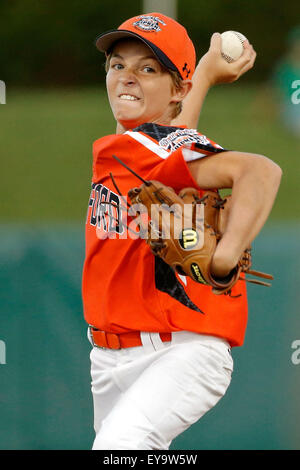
[172,80,193,103]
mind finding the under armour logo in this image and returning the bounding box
[182,63,191,79]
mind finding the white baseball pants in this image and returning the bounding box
[88,330,233,450]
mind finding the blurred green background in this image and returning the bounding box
[0,0,300,450]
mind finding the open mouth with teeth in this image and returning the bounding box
[119,94,140,101]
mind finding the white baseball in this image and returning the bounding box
[221,31,248,62]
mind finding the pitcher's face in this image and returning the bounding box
[106,39,179,130]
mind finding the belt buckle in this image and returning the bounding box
[88,325,102,349]
[88,325,121,349]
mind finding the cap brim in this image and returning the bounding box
[95,29,179,75]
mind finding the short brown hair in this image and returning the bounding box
[105,53,183,119]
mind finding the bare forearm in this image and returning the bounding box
[171,33,256,129]
[188,151,282,277]
[172,68,211,129]
[212,159,282,276]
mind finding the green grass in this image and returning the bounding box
[1,84,299,222]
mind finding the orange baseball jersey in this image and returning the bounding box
[82,124,248,347]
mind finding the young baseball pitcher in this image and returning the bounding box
[82,12,281,450]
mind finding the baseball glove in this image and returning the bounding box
[111,155,273,296]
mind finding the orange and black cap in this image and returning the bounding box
[95,13,196,80]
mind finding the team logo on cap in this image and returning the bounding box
[133,15,166,33]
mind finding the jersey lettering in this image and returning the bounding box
[87,183,124,235]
